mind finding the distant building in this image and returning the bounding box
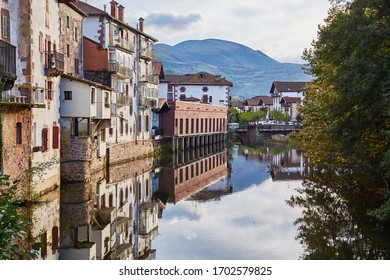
[270,81,307,111]
[158,100,228,151]
[231,100,245,112]
[159,71,233,107]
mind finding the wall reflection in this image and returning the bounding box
[56,143,229,260]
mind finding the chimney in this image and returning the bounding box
[110,0,118,19]
[118,5,124,22]
[138,17,144,32]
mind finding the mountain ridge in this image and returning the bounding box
[153,39,311,99]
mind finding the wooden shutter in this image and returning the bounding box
[42,128,48,152]
[52,126,59,149]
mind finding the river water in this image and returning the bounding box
[6,143,390,260]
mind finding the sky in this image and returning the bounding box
[86,0,331,63]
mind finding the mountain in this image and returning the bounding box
[153,39,311,99]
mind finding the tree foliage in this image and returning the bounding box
[301,0,390,184]
[237,110,266,125]
[0,174,35,259]
[269,110,290,123]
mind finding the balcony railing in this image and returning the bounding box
[116,93,132,107]
[45,51,64,77]
[0,40,17,81]
[0,87,45,107]
[108,60,133,77]
[109,36,135,53]
[140,74,159,85]
[140,49,156,61]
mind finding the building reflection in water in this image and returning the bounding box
[26,189,60,260]
[154,142,231,217]
[59,157,158,260]
[21,143,230,260]
[238,146,312,181]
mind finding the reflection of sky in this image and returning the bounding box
[230,146,272,192]
[154,172,304,259]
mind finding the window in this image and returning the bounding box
[59,18,62,34]
[209,96,213,103]
[39,33,44,53]
[66,44,70,57]
[180,87,186,93]
[101,129,106,142]
[52,126,59,149]
[66,16,70,28]
[42,128,49,152]
[16,122,22,145]
[46,80,53,100]
[45,0,49,27]
[145,115,149,132]
[1,10,10,39]
[74,59,79,74]
[202,86,209,92]
[120,119,124,135]
[74,26,78,41]
[64,91,72,100]
[91,88,96,104]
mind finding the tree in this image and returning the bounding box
[0,174,35,259]
[269,110,290,123]
[229,107,240,123]
[301,0,390,182]
[237,110,266,125]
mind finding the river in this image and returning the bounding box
[4,143,390,260]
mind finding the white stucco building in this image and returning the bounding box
[159,71,233,107]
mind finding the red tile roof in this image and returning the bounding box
[163,72,233,87]
[73,1,108,16]
[245,95,273,106]
[270,81,308,93]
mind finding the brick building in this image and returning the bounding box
[158,100,228,151]
[158,148,228,206]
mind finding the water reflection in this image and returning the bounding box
[152,145,304,259]
[288,172,390,260]
[9,143,389,259]
[28,189,60,260]
[59,157,158,260]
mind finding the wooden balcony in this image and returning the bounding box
[109,36,135,53]
[108,60,133,78]
[0,40,17,90]
[140,49,156,61]
[44,51,64,77]
[0,86,46,108]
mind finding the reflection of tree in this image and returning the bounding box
[287,172,390,260]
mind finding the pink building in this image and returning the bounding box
[158,100,228,151]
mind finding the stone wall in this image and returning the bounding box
[108,140,154,166]
[1,106,31,185]
[61,117,155,182]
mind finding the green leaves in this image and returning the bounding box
[0,173,35,260]
[302,0,390,182]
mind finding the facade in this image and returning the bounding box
[159,71,233,107]
[158,100,228,151]
[244,95,273,119]
[269,81,306,113]
[0,0,64,194]
[279,96,302,121]
[75,0,158,145]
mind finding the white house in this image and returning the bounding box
[270,81,307,121]
[159,71,233,107]
[60,74,113,158]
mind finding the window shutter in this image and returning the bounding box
[42,128,48,152]
[52,126,59,149]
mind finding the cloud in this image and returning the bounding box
[146,11,202,31]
